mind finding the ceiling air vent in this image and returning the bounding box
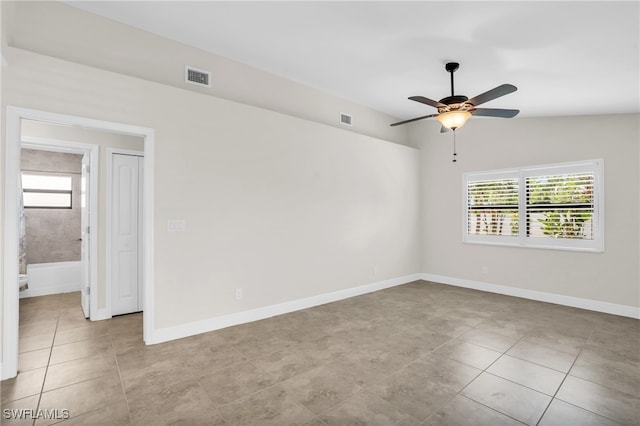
[185,66,211,88]
[340,113,352,126]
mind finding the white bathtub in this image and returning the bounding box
[20,261,82,299]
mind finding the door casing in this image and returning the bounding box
[3,106,156,380]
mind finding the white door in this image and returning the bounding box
[80,153,91,318]
[111,154,143,316]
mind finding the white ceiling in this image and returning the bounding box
[67,1,639,121]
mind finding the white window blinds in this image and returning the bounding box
[467,178,519,237]
[463,160,603,252]
[525,173,595,240]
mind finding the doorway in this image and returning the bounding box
[19,140,96,320]
[3,106,156,380]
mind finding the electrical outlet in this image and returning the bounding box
[235,288,243,300]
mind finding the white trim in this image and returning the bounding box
[107,148,145,157]
[151,274,422,344]
[22,137,97,154]
[4,107,22,380]
[20,136,100,321]
[106,148,144,319]
[2,106,156,379]
[142,130,155,345]
[421,273,640,319]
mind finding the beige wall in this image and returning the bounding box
[20,120,144,309]
[411,114,640,307]
[2,1,409,146]
[2,47,422,331]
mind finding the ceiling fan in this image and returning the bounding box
[390,62,519,132]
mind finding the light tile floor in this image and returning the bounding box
[2,281,639,425]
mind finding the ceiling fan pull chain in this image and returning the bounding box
[452,130,458,162]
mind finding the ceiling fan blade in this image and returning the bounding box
[390,113,438,127]
[467,84,517,107]
[440,126,450,133]
[471,108,520,118]
[409,96,446,109]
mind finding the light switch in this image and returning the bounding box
[167,219,186,232]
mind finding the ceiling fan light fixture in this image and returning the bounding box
[436,110,472,130]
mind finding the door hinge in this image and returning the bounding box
[84,286,90,295]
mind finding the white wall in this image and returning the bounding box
[2,47,422,333]
[411,114,639,309]
[0,0,5,374]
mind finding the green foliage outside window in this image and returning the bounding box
[527,174,594,239]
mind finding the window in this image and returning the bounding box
[22,173,73,209]
[463,160,603,252]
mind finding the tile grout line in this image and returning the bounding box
[420,393,528,426]
[196,355,320,424]
[32,302,60,426]
[538,330,634,426]
[447,333,529,426]
[190,330,236,424]
[534,328,594,426]
[393,328,528,425]
[182,347,234,424]
[111,332,134,424]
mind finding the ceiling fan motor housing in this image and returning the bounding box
[439,95,472,113]
[389,61,518,128]
[440,95,468,105]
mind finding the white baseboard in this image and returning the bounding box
[421,273,640,320]
[150,273,422,344]
[147,271,637,346]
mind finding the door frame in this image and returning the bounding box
[20,137,99,319]
[106,148,145,317]
[3,106,156,379]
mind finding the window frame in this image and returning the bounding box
[462,160,604,252]
[21,172,74,209]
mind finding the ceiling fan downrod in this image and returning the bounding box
[445,62,459,97]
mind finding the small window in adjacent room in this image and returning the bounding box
[22,173,73,209]
[463,160,604,252]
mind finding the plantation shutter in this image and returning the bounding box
[525,172,595,240]
[463,160,603,252]
[466,178,519,236]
